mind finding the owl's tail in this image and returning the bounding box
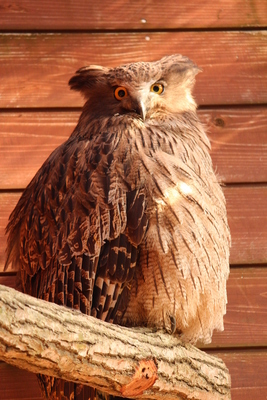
[37,375,129,400]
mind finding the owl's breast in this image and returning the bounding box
[118,123,230,344]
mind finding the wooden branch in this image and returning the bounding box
[0,284,231,399]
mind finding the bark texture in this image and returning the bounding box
[0,284,231,399]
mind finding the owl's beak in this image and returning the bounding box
[133,100,146,121]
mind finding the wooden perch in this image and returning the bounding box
[0,284,231,399]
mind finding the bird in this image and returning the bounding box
[5,54,230,399]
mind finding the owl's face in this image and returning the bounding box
[69,55,200,121]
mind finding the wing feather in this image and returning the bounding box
[5,135,148,322]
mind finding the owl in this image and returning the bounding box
[5,55,230,399]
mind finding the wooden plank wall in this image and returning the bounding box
[0,1,267,399]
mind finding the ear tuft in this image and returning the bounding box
[68,65,109,97]
[160,54,201,85]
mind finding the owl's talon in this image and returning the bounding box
[169,315,176,334]
[163,312,177,334]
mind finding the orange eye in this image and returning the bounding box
[150,83,164,94]
[114,86,128,100]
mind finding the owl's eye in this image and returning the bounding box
[114,87,128,100]
[150,83,164,95]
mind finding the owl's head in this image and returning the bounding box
[69,54,200,121]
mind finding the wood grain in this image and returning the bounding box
[0,111,75,189]
[0,0,266,30]
[202,107,267,184]
[225,186,267,265]
[1,107,266,190]
[210,349,267,400]
[0,349,266,400]
[0,362,42,400]
[0,31,266,108]
[1,186,267,268]
[207,267,267,348]
[1,267,266,349]
[0,274,17,289]
[0,284,231,400]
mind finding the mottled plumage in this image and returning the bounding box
[5,55,230,399]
